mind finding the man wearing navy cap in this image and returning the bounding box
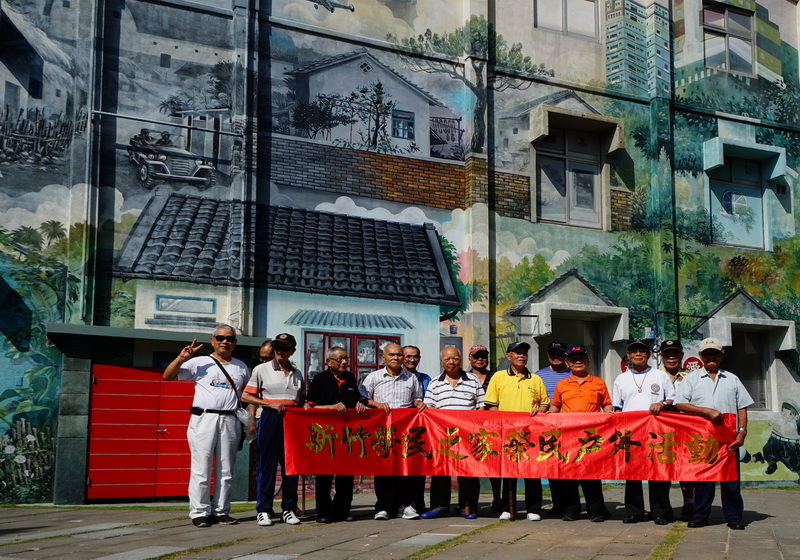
[484,340,549,521]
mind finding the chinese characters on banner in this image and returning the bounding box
[283,409,739,481]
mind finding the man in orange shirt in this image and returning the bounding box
[549,344,612,522]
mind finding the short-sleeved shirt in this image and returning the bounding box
[415,371,432,396]
[675,367,754,416]
[468,369,495,392]
[424,371,485,410]
[178,355,250,410]
[484,368,550,412]
[552,375,611,413]
[536,365,571,400]
[307,368,362,408]
[612,367,675,411]
[244,358,303,405]
[359,367,422,409]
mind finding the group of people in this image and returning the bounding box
[164,325,752,531]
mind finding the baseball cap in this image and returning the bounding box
[506,341,531,353]
[698,337,723,353]
[660,339,683,352]
[469,344,489,356]
[271,333,297,350]
[547,341,568,354]
[627,338,650,352]
[565,344,588,357]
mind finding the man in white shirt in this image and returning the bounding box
[163,324,250,527]
[242,333,304,527]
[612,338,675,525]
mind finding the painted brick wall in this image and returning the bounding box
[270,135,466,209]
[611,187,632,231]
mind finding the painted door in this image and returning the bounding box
[86,365,193,499]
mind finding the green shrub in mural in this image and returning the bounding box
[0,223,78,503]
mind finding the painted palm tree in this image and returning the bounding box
[39,221,66,246]
[11,227,43,252]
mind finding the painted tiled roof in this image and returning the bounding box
[287,47,445,108]
[504,268,615,317]
[286,309,415,330]
[114,192,461,307]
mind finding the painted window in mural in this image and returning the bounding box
[709,158,763,249]
[535,0,598,39]
[391,110,415,140]
[702,3,754,75]
[304,332,401,385]
[535,128,601,228]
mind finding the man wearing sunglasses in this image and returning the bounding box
[242,333,304,528]
[163,324,251,528]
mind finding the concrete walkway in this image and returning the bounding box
[0,487,798,560]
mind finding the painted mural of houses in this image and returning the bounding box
[285,48,464,159]
[113,190,460,382]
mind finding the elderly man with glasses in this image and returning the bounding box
[163,324,251,527]
[306,346,367,523]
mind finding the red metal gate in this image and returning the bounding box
[86,365,194,499]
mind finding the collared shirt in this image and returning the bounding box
[413,370,432,396]
[468,368,495,392]
[484,368,550,412]
[359,367,422,408]
[424,370,485,410]
[307,368,362,408]
[535,365,571,400]
[612,367,675,411]
[675,367,754,415]
[178,355,250,410]
[244,358,303,405]
[552,374,611,413]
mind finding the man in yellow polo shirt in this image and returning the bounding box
[484,340,549,521]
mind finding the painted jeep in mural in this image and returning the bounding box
[127,129,216,189]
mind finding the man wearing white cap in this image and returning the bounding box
[675,337,752,530]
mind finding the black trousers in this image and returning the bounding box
[430,476,480,512]
[315,474,354,519]
[501,478,542,514]
[374,475,413,515]
[548,479,570,514]
[409,475,426,511]
[562,479,605,517]
[625,480,673,519]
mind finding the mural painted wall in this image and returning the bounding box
[2,0,800,503]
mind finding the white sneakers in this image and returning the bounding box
[400,505,420,520]
[282,510,301,525]
[257,512,273,526]
[374,510,389,520]
[499,512,541,521]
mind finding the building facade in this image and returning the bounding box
[2,0,800,504]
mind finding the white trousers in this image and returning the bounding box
[186,412,240,519]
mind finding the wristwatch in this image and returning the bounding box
[738,428,748,434]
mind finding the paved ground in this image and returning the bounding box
[1,486,798,560]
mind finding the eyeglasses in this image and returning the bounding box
[259,356,273,362]
[329,356,350,363]
[214,335,237,343]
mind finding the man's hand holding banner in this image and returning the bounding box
[284,409,738,481]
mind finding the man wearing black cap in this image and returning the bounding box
[535,341,571,517]
[242,333,304,527]
[484,340,549,521]
[659,339,693,519]
[612,339,676,525]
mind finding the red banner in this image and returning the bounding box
[284,409,739,481]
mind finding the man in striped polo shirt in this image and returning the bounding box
[420,347,485,519]
[242,333,304,527]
